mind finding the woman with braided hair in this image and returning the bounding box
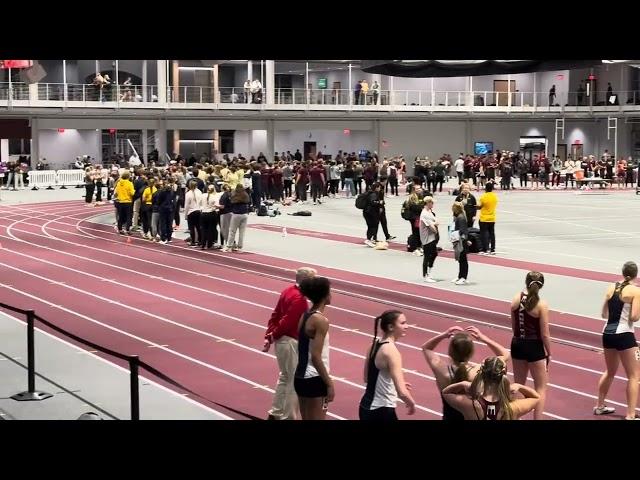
[442,356,540,420]
[359,310,416,420]
[594,261,640,419]
[510,271,551,420]
[422,325,509,421]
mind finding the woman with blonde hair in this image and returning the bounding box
[423,326,509,421]
[442,356,540,420]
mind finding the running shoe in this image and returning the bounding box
[454,278,467,285]
[593,406,615,415]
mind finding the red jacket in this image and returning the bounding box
[265,285,308,342]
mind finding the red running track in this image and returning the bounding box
[0,200,632,420]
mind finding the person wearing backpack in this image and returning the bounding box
[387,162,399,196]
[402,192,424,254]
[361,183,383,247]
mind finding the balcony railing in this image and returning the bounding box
[1,82,639,113]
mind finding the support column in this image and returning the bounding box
[213,64,219,104]
[465,119,472,155]
[533,72,537,109]
[266,60,275,105]
[31,118,39,164]
[247,61,253,103]
[156,60,167,103]
[266,120,275,163]
[63,60,68,103]
[172,60,179,103]
[156,118,167,161]
[173,130,180,158]
[142,60,148,102]
[142,129,148,164]
[247,131,254,157]
[213,130,219,159]
[374,119,381,157]
[1,139,9,163]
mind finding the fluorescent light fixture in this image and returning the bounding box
[178,140,214,143]
[178,67,215,71]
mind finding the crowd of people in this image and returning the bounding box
[262,261,640,420]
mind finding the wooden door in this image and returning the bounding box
[557,144,567,162]
[494,80,516,106]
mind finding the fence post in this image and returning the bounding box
[11,310,53,401]
[129,355,140,420]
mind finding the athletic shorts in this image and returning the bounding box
[359,406,398,421]
[294,376,327,398]
[602,332,638,351]
[510,337,546,362]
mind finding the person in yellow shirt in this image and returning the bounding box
[476,181,498,255]
[360,79,369,105]
[141,178,157,239]
[227,165,239,190]
[114,171,135,234]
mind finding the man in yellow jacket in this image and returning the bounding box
[114,171,135,234]
[476,181,498,255]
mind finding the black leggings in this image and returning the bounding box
[187,210,201,245]
[422,241,438,276]
[458,243,469,279]
[200,211,218,248]
[159,209,173,241]
[284,179,293,198]
[379,210,391,239]
[141,204,152,234]
[565,173,574,188]
[117,203,132,232]
[85,183,95,203]
[95,181,103,202]
[295,182,307,201]
[552,172,561,186]
[310,182,323,202]
[519,173,528,187]
[479,221,495,253]
[364,211,380,241]
[388,177,398,195]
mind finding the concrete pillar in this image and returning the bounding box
[266,120,275,162]
[142,60,148,102]
[266,60,275,105]
[172,60,180,103]
[157,60,167,103]
[142,129,148,164]
[156,118,167,161]
[374,120,381,157]
[31,118,39,164]
[1,139,9,163]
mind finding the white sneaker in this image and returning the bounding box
[478,251,488,256]
[221,246,230,253]
[159,240,167,244]
[365,240,375,247]
[489,251,496,255]
[423,276,437,283]
[451,278,459,283]
[413,250,423,256]
[593,406,615,415]
[454,278,467,285]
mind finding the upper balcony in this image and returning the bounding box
[2,82,640,116]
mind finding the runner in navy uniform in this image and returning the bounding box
[594,261,640,420]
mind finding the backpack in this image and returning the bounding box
[257,204,269,216]
[355,193,369,209]
[289,210,312,216]
[401,201,412,220]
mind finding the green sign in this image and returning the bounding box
[318,78,327,89]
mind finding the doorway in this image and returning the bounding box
[303,141,317,161]
[571,143,584,161]
[556,144,567,162]
[494,80,516,106]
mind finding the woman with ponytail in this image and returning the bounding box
[594,261,640,420]
[510,271,551,420]
[422,325,509,420]
[359,310,416,420]
[442,356,539,420]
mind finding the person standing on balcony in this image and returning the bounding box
[371,81,380,105]
[548,85,556,106]
[577,81,585,106]
[354,80,362,105]
[251,79,262,104]
[244,79,252,103]
[360,79,370,105]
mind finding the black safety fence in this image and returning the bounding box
[0,302,261,420]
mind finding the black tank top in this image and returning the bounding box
[441,364,465,421]
[359,340,389,410]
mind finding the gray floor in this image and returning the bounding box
[1,179,638,419]
[0,311,229,420]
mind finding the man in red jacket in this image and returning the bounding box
[263,267,317,420]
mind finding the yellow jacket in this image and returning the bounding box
[142,186,157,205]
[478,192,498,222]
[115,179,135,203]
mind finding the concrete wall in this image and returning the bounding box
[38,129,101,169]
[275,129,374,158]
